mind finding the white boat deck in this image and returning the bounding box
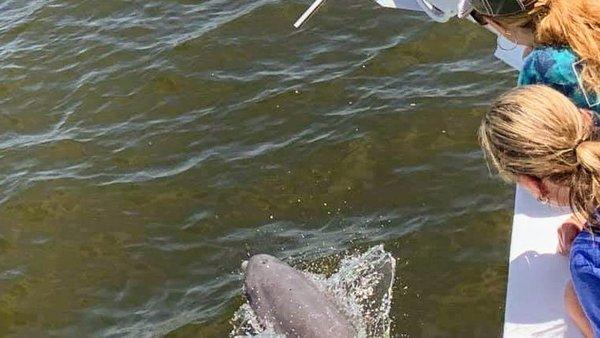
[504,186,582,338]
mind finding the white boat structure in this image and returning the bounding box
[295,0,581,336]
[507,186,580,337]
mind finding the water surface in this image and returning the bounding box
[0,0,517,336]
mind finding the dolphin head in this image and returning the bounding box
[243,254,296,304]
[242,254,357,338]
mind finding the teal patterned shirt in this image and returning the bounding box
[518,46,599,114]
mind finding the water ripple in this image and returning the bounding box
[0,0,515,336]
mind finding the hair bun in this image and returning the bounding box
[576,140,600,170]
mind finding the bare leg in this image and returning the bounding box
[565,280,594,338]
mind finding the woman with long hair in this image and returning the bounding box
[479,85,600,336]
[469,0,600,113]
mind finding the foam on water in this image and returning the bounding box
[231,245,396,338]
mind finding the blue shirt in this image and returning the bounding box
[518,47,600,115]
[571,230,600,336]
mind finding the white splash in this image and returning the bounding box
[231,245,396,338]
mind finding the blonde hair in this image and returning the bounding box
[479,85,600,224]
[493,0,600,95]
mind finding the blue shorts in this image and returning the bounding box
[570,230,600,336]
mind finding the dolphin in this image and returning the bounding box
[242,254,358,338]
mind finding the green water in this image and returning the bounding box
[0,1,518,337]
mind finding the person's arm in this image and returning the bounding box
[565,280,594,338]
[558,216,584,255]
[570,239,600,336]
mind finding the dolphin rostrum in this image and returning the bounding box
[243,254,358,338]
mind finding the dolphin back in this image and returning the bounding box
[244,254,358,338]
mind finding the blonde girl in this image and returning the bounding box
[479,85,600,337]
